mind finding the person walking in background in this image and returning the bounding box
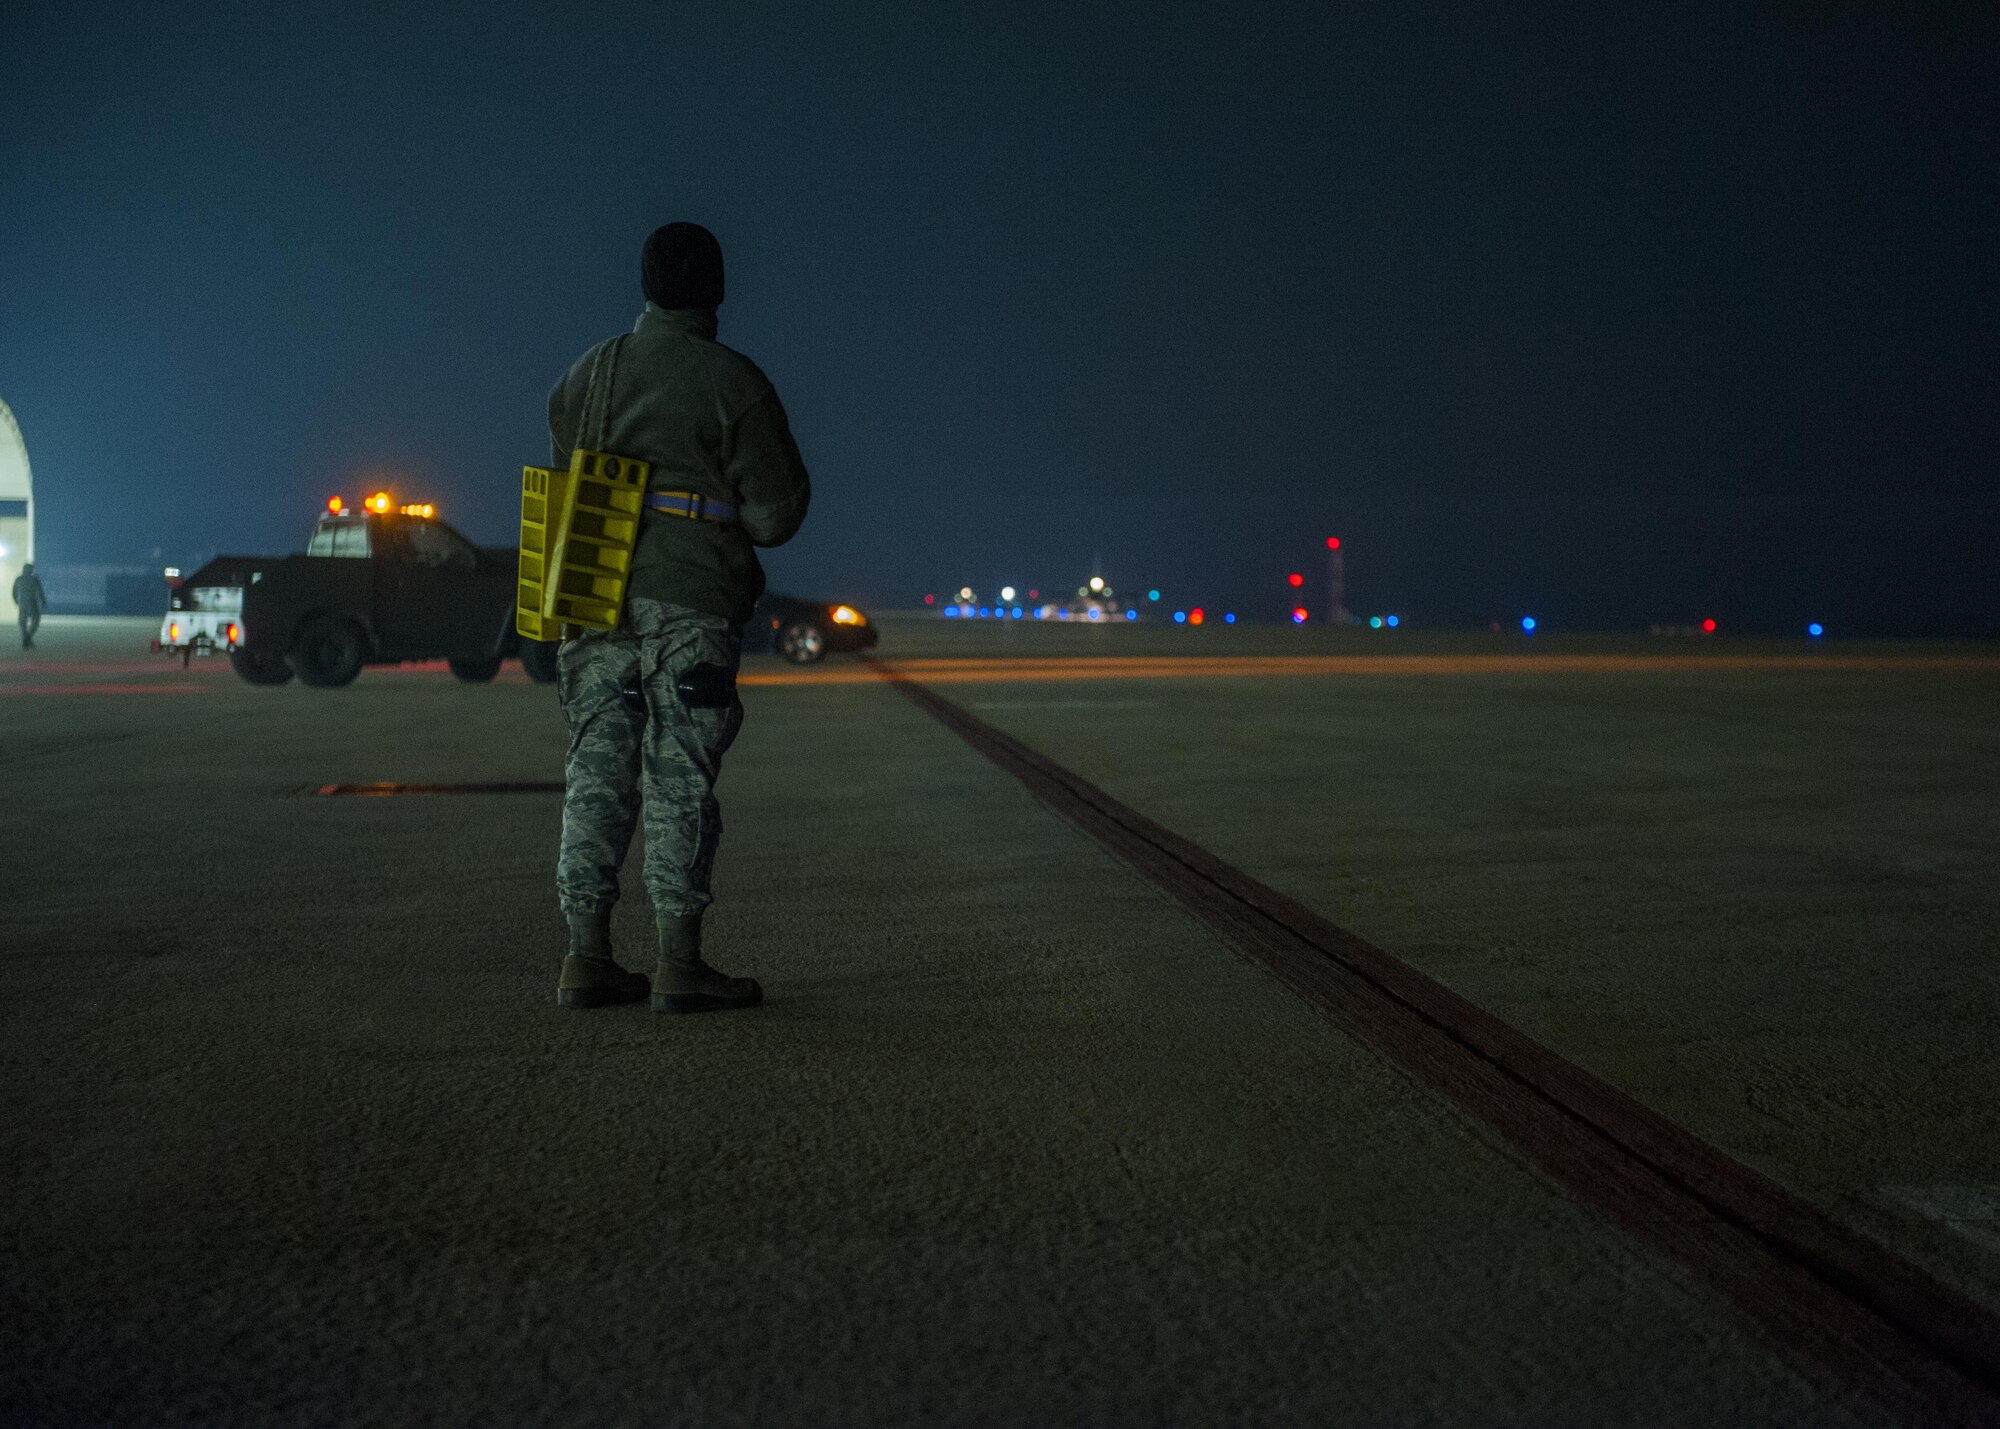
[11,561,45,648]
[548,222,812,1014]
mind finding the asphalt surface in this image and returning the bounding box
[4,614,1995,1426]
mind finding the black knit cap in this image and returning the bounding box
[642,222,725,310]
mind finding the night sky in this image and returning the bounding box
[3,3,1994,634]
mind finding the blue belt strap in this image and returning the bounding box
[644,490,739,524]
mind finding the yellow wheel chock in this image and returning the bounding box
[516,447,651,641]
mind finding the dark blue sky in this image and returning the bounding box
[3,2,1993,633]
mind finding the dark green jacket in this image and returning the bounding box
[11,571,44,615]
[549,304,811,625]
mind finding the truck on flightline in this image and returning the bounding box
[154,495,560,687]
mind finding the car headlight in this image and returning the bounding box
[830,605,865,626]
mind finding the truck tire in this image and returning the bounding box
[290,616,367,687]
[449,656,502,683]
[230,649,294,686]
[518,640,560,684]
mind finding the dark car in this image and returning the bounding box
[754,592,878,664]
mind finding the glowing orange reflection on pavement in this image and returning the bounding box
[0,683,205,696]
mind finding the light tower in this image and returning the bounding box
[1325,536,1349,625]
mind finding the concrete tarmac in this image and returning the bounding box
[2,616,1990,1425]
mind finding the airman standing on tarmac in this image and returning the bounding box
[13,561,46,649]
[549,222,811,1013]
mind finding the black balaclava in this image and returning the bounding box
[642,223,725,310]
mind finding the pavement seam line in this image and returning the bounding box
[863,654,2000,1428]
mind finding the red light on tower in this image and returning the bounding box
[1287,572,1304,588]
[1325,536,1341,550]
[1701,617,1717,634]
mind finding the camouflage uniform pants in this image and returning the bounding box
[556,598,744,918]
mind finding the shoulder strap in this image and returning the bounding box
[577,335,628,453]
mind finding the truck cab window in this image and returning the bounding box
[404,521,476,571]
[307,518,372,558]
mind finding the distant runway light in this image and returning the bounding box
[1521,617,1537,633]
[1010,606,1023,619]
[1369,616,1383,629]
[1088,576,1105,593]
[979,607,991,618]
[1000,586,1016,602]
[1808,622,1824,638]
[1701,618,1717,634]
[1147,589,1160,601]
[924,593,935,605]
[1224,613,1235,624]
[1386,615,1400,628]
[1287,572,1304,588]
[1173,611,1187,624]
[1125,609,1137,620]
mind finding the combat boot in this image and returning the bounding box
[556,913,651,1009]
[652,913,761,1014]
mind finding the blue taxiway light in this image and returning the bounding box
[1521,617,1537,633]
[1386,615,1400,628]
[1808,622,1824,637]
[1224,613,1235,624]
[1147,589,1160,601]
[1125,609,1137,621]
[1011,606,1023,619]
[1172,611,1187,624]
[942,606,958,618]
[978,607,991,618]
